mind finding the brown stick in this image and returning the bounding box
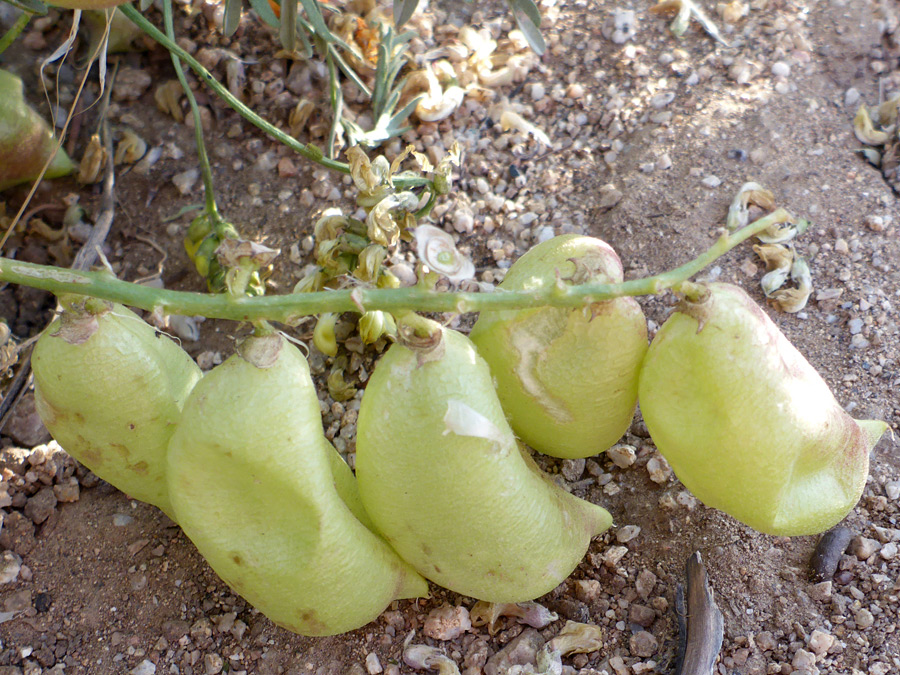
[674,551,724,675]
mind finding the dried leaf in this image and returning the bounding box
[650,0,728,46]
[414,224,475,283]
[470,600,558,635]
[752,243,792,272]
[77,134,108,184]
[154,80,185,122]
[114,128,147,165]
[725,182,774,231]
[547,621,604,655]
[499,109,551,146]
[854,104,889,146]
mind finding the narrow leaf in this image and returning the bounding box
[223,0,242,37]
[508,0,545,55]
[510,0,541,28]
[2,0,48,14]
[248,0,280,28]
[393,0,419,28]
[332,46,372,97]
[298,0,334,42]
[279,0,297,52]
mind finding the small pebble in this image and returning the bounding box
[807,581,832,602]
[629,631,658,658]
[791,649,816,670]
[650,92,675,109]
[657,153,672,170]
[755,631,776,652]
[880,542,898,560]
[848,318,864,335]
[366,652,383,675]
[423,605,471,641]
[130,661,157,675]
[531,83,546,101]
[850,334,870,349]
[635,570,657,599]
[886,481,900,500]
[850,536,879,559]
[561,458,586,482]
[646,456,671,484]
[616,525,641,543]
[701,175,722,188]
[603,546,628,567]
[771,61,791,77]
[0,551,22,585]
[172,169,199,195]
[113,514,134,527]
[204,654,224,675]
[844,87,860,107]
[607,444,636,468]
[855,608,874,629]
[807,629,834,657]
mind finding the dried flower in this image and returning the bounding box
[414,225,475,283]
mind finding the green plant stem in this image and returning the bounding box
[0,12,30,56]
[0,210,799,323]
[325,49,343,160]
[163,0,219,222]
[118,4,428,190]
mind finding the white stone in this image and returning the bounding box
[365,652,383,675]
[608,444,637,468]
[771,61,791,77]
[130,661,157,675]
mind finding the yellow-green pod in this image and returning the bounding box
[0,69,75,191]
[356,325,612,602]
[470,235,648,459]
[166,334,427,636]
[32,302,202,518]
[638,282,888,536]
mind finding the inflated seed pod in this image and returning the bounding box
[32,300,201,519]
[0,69,75,191]
[470,235,648,459]
[638,282,888,536]
[166,334,428,636]
[356,323,613,602]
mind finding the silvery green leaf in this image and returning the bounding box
[223,0,242,37]
[248,0,279,27]
[279,0,297,52]
[393,0,419,28]
[298,0,334,42]
[507,0,546,55]
[2,0,47,14]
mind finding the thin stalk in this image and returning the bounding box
[325,49,343,160]
[0,12,30,56]
[0,210,799,323]
[118,4,429,190]
[163,0,219,222]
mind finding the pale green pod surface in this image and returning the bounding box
[470,235,648,459]
[166,335,427,637]
[0,69,75,191]
[32,303,201,518]
[638,283,888,536]
[356,327,613,603]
